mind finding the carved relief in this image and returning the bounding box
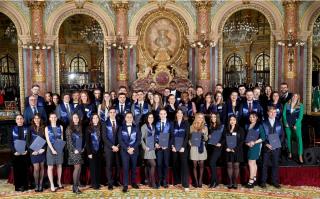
[132,9,191,91]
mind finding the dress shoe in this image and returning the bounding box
[16,187,25,192]
[198,183,202,188]
[132,183,139,189]
[232,184,238,189]
[163,183,169,188]
[260,183,267,188]
[209,182,217,188]
[122,186,128,193]
[272,183,281,189]
[227,184,233,189]
[38,185,43,192]
[35,185,39,192]
[57,185,64,190]
[108,185,113,190]
[113,181,121,187]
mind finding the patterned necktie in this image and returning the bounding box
[33,107,37,114]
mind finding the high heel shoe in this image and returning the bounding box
[245,179,255,189]
[299,156,304,164]
[72,185,81,194]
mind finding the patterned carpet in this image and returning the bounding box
[0,180,319,199]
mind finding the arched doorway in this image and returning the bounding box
[222,9,271,88]
[311,15,320,112]
[58,14,104,93]
[0,12,19,109]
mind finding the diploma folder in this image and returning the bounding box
[191,132,202,147]
[226,135,237,149]
[268,134,282,149]
[159,133,170,148]
[14,139,26,154]
[29,136,46,152]
[146,136,155,150]
[53,139,66,154]
[245,129,259,143]
[208,129,223,145]
[174,137,184,151]
[75,137,83,151]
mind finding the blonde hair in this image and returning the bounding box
[191,113,206,132]
[288,93,301,109]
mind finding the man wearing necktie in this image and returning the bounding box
[118,112,141,192]
[23,96,47,126]
[239,90,263,127]
[115,93,131,124]
[55,94,74,129]
[102,107,121,190]
[131,90,151,127]
[155,109,173,188]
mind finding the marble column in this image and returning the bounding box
[26,0,46,96]
[193,1,212,92]
[283,0,299,93]
[112,1,129,89]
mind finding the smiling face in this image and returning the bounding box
[249,114,258,124]
[147,114,154,124]
[92,114,100,125]
[72,114,80,125]
[16,115,24,126]
[125,113,134,124]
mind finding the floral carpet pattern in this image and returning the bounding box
[0,181,319,199]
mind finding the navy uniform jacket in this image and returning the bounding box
[155,120,174,146]
[85,127,102,155]
[55,103,74,126]
[171,120,189,149]
[25,95,46,107]
[118,124,141,153]
[23,106,47,126]
[8,126,28,153]
[222,100,240,124]
[131,101,151,126]
[114,102,131,124]
[239,100,263,127]
[266,102,283,121]
[102,118,119,150]
[262,119,284,151]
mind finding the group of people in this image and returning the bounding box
[9,81,304,193]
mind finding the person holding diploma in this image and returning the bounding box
[208,113,224,188]
[282,93,304,164]
[8,114,29,192]
[140,113,157,189]
[27,114,46,192]
[155,108,173,188]
[102,107,121,190]
[261,107,284,189]
[171,108,190,191]
[118,112,141,192]
[245,112,266,188]
[85,113,102,190]
[224,115,245,189]
[189,113,208,188]
[45,113,64,192]
[66,113,83,194]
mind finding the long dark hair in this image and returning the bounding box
[227,115,239,132]
[69,113,82,136]
[88,113,101,136]
[210,112,221,129]
[175,108,185,122]
[144,112,154,127]
[30,113,45,134]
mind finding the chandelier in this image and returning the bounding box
[4,22,17,43]
[223,14,258,44]
[80,19,104,51]
[313,17,320,46]
[277,31,305,72]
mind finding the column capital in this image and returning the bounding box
[25,0,46,9]
[192,0,213,11]
[282,0,299,8]
[111,0,130,12]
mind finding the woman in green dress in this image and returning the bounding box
[283,93,304,164]
[245,112,265,188]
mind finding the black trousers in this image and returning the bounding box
[13,154,29,190]
[172,151,189,188]
[120,150,138,186]
[209,146,222,184]
[89,153,101,187]
[156,148,170,184]
[104,149,121,185]
[261,148,281,184]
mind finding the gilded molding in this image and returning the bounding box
[192,0,213,10]
[25,0,46,9]
[111,1,130,12]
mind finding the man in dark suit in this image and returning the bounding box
[102,107,121,190]
[169,81,181,101]
[114,93,131,124]
[260,106,284,189]
[279,82,292,105]
[131,90,151,127]
[118,112,141,192]
[23,95,47,126]
[55,93,74,129]
[25,84,46,107]
[155,108,173,188]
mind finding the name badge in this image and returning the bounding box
[218,106,222,110]
[85,108,89,112]
[232,132,237,136]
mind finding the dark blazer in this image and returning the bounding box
[55,103,75,126]
[102,118,119,150]
[114,101,131,123]
[280,92,292,105]
[171,120,189,149]
[25,95,46,107]
[117,124,141,152]
[23,106,47,126]
[85,126,102,155]
[239,100,263,126]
